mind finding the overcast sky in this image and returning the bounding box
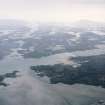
[0,0,105,22]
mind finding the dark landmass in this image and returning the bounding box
[0,71,19,87]
[31,55,105,88]
[0,22,105,59]
[91,100,105,105]
[20,31,105,59]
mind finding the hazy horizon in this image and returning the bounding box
[0,0,105,23]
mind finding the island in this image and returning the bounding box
[31,55,105,88]
[0,71,19,87]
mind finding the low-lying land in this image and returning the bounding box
[31,55,105,88]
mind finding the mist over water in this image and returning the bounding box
[0,0,105,104]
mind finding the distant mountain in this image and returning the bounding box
[0,19,28,30]
[0,19,27,26]
[72,20,105,31]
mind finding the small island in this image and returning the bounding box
[0,71,19,87]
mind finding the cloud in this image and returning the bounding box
[0,72,66,105]
[0,71,105,105]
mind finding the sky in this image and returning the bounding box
[0,0,105,22]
